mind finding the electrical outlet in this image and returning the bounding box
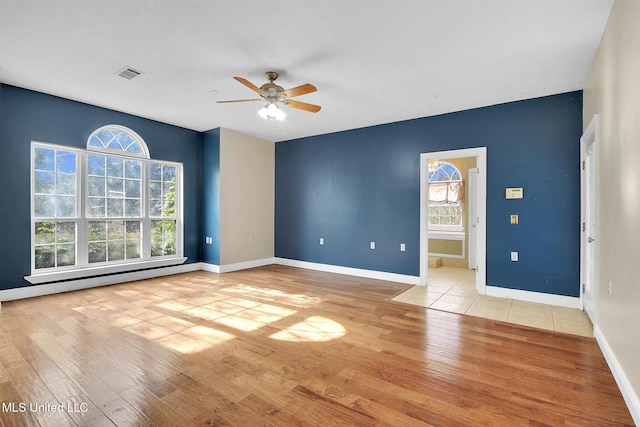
[511,251,518,261]
[205,236,213,244]
[320,238,324,245]
[400,243,406,252]
[370,242,376,250]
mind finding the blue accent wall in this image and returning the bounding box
[202,128,221,265]
[0,84,203,290]
[275,92,583,297]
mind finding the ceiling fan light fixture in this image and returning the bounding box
[258,102,286,121]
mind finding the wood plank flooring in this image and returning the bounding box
[0,265,633,426]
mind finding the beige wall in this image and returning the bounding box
[219,128,274,265]
[583,0,640,405]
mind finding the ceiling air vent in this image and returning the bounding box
[116,67,143,80]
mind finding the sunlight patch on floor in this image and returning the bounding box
[269,316,346,342]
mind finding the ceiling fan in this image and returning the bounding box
[217,71,321,120]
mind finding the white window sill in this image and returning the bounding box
[24,257,187,285]
[428,230,465,240]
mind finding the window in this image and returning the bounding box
[427,161,464,231]
[29,125,183,282]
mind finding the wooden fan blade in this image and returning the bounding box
[216,99,262,104]
[279,83,317,99]
[286,99,321,113]
[233,77,266,96]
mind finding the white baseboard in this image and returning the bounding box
[485,285,580,309]
[220,257,277,273]
[199,263,220,273]
[274,257,420,285]
[0,262,202,302]
[594,325,640,425]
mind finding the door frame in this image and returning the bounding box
[580,115,598,324]
[420,147,487,294]
[468,167,479,270]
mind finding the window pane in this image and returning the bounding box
[57,222,75,243]
[150,163,162,181]
[125,180,140,198]
[107,177,124,195]
[34,171,55,194]
[57,244,76,267]
[57,173,76,195]
[89,242,106,263]
[88,197,106,217]
[106,157,124,177]
[126,240,141,259]
[151,220,176,257]
[125,199,140,217]
[149,181,161,198]
[163,165,176,182]
[88,176,105,196]
[35,246,55,269]
[57,196,76,217]
[88,221,106,241]
[34,195,55,217]
[35,147,55,171]
[107,221,124,240]
[126,144,142,155]
[106,198,124,217]
[35,222,56,244]
[125,160,141,179]
[149,199,162,217]
[88,154,105,175]
[56,151,76,174]
[108,241,125,261]
[126,221,140,238]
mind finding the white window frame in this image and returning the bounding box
[26,127,185,284]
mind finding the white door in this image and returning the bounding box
[468,168,479,270]
[581,116,598,325]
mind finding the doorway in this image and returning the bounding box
[420,147,487,294]
[580,115,598,325]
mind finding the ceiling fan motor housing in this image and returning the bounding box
[260,72,284,99]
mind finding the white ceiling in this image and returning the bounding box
[0,0,613,142]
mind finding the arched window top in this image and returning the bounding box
[428,161,462,182]
[87,125,149,159]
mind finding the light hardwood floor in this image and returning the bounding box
[0,265,633,426]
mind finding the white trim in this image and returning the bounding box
[594,325,640,425]
[5,262,200,302]
[580,114,598,323]
[24,257,187,284]
[274,258,420,285]
[428,230,465,240]
[219,258,277,273]
[200,263,221,273]
[485,285,580,309]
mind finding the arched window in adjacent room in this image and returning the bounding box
[427,161,464,231]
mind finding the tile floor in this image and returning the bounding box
[391,266,593,337]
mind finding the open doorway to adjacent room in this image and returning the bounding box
[420,147,487,294]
